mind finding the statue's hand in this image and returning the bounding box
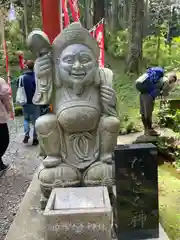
[100,85,116,107]
[35,53,52,78]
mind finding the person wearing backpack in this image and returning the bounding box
[17,60,40,145]
[135,67,177,136]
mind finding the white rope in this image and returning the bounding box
[89,18,104,33]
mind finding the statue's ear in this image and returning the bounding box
[27,30,52,57]
[99,67,113,87]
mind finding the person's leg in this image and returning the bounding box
[23,105,31,143]
[0,123,10,171]
[140,94,148,135]
[31,105,40,145]
[143,94,159,136]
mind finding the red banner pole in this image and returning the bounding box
[40,0,63,112]
[40,0,62,43]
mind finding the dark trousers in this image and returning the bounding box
[140,93,155,129]
[0,123,9,169]
[22,104,40,139]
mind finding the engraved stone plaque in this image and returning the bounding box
[44,186,112,240]
[114,143,159,240]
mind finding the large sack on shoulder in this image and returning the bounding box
[135,73,153,93]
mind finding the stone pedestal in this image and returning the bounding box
[44,187,112,240]
[4,169,169,240]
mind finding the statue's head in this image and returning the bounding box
[52,22,100,91]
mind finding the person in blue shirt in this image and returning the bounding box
[17,60,40,145]
[136,67,177,136]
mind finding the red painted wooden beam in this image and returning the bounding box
[40,0,62,43]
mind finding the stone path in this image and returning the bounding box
[117,128,178,145]
[117,132,142,144]
[0,117,41,240]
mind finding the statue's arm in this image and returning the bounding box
[27,30,53,105]
[33,54,53,105]
[99,68,117,117]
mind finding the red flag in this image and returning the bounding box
[62,0,70,27]
[95,23,104,68]
[68,0,80,22]
[19,54,25,70]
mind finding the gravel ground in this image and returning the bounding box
[0,117,41,240]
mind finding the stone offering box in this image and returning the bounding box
[44,187,112,240]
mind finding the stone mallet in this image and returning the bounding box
[27,30,52,104]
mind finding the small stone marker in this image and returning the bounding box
[44,186,112,240]
[114,143,159,240]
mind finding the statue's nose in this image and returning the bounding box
[72,60,82,69]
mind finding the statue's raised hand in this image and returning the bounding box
[35,53,52,78]
[100,85,116,107]
[33,53,53,105]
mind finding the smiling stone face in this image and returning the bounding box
[58,44,98,88]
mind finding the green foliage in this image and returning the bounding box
[156,134,180,171]
[106,29,128,58]
[109,56,142,134]
[175,158,180,169]
[106,28,180,71]
[14,106,23,116]
[143,35,169,67]
[159,105,180,132]
[158,103,180,169]
[159,167,180,240]
[0,20,33,68]
[143,34,180,70]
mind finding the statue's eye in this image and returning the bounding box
[63,56,74,64]
[80,56,91,64]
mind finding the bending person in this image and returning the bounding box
[136,67,177,136]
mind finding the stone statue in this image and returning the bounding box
[27,22,120,209]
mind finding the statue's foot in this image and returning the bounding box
[83,161,115,187]
[100,153,113,164]
[43,156,61,168]
[38,163,81,189]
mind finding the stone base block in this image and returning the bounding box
[5,171,169,240]
[44,187,112,240]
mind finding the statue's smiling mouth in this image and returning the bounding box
[71,72,85,78]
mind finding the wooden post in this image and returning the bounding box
[40,0,62,43]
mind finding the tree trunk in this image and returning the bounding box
[93,0,105,25]
[123,0,131,28]
[127,0,144,74]
[111,0,119,31]
[23,0,28,39]
[84,0,93,29]
[27,0,33,33]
